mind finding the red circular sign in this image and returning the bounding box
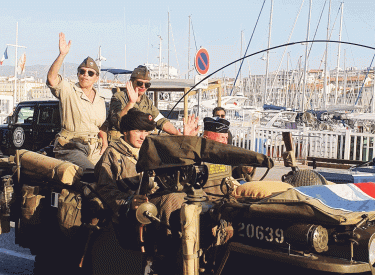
[195,48,210,75]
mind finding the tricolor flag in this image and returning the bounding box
[0,47,8,65]
[295,182,375,212]
[255,182,375,225]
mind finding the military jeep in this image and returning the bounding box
[1,135,375,275]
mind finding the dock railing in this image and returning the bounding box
[231,126,375,163]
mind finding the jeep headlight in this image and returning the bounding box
[369,235,375,265]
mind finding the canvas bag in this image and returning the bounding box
[57,189,82,237]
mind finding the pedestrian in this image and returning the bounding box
[47,32,108,170]
[212,106,233,144]
[107,65,182,141]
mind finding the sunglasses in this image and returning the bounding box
[214,114,226,118]
[78,69,97,77]
[136,81,151,89]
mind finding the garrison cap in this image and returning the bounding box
[120,108,156,133]
[78,56,99,75]
[131,65,151,80]
[203,117,230,133]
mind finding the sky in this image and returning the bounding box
[0,0,374,78]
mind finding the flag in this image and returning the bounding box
[0,47,8,65]
[294,182,375,212]
[254,182,375,225]
[17,53,26,74]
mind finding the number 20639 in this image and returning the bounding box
[238,223,284,244]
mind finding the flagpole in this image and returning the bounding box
[7,22,26,106]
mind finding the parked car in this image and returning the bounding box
[0,99,60,156]
[0,99,110,156]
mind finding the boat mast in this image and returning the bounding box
[302,0,312,112]
[285,52,289,107]
[240,30,244,95]
[187,15,191,79]
[263,0,273,106]
[323,0,331,109]
[335,2,344,104]
[147,19,150,64]
[124,7,127,69]
[96,46,106,95]
[168,10,170,79]
[158,35,162,79]
[343,49,347,105]
[7,22,26,105]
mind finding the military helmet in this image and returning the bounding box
[282,169,327,187]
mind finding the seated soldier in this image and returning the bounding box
[90,108,199,274]
[202,117,253,200]
[107,65,182,141]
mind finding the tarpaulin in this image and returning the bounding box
[248,182,375,225]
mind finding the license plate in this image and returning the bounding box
[237,222,285,244]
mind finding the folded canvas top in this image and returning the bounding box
[248,182,375,226]
[136,135,274,172]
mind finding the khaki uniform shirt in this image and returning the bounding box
[94,138,185,227]
[203,163,240,200]
[109,89,168,131]
[48,75,107,136]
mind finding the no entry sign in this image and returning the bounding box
[195,48,210,75]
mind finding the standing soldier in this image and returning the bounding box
[47,32,108,170]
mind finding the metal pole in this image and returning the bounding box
[124,7,127,69]
[168,11,170,79]
[14,22,18,105]
[188,16,191,79]
[197,89,201,118]
[335,2,344,104]
[302,0,312,112]
[158,35,162,79]
[97,46,102,95]
[240,30,244,95]
[323,0,331,109]
[263,0,273,106]
[343,49,347,105]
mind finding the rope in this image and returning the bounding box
[191,17,198,52]
[229,0,266,96]
[267,0,305,103]
[354,53,375,107]
[162,39,375,122]
[169,20,181,74]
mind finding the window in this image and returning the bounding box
[38,106,60,125]
[16,106,35,124]
[38,106,53,124]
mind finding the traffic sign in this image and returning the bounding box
[195,48,210,75]
[194,75,208,90]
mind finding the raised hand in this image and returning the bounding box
[126,81,139,103]
[183,114,200,136]
[59,32,71,56]
[131,195,148,210]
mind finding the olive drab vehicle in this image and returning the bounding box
[2,133,375,275]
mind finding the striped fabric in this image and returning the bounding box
[295,182,375,212]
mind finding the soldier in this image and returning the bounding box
[107,65,182,141]
[211,108,256,182]
[87,109,199,274]
[47,32,108,170]
[201,117,255,199]
[201,117,237,199]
